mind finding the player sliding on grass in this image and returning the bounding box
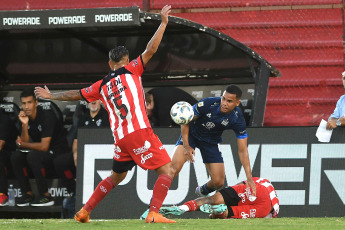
[35,5,176,224]
[161,177,279,219]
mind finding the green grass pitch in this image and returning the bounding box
[1,218,345,230]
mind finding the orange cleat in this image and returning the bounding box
[145,211,176,223]
[74,208,90,223]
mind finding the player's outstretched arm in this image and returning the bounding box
[237,138,256,196]
[181,124,195,163]
[141,5,171,66]
[35,86,82,101]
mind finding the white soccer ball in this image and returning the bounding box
[170,101,194,125]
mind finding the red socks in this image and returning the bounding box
[83,174,172,214]
[149,174,172,213]
[183,200,198,211]
[84,177,115,213]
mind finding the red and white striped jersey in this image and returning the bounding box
[80,55,151,143]
[253,177,280,217]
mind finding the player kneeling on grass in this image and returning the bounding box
[160,177,279,219]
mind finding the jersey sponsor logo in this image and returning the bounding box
[38,124,42,132]
[106,85,128,100]
[113,153,120,159]
[106,77,123,93]
[238,192,246,203]
[132,59,138,67]
[141,152,153,164]
[86,86,94,93]
[133,141,151,155]
[202,122,215,130]
[206,113,211,118]
[221,119,229,126]
[100,185,107,193]
[114,145,121,159]
[245,187,256,202]
[241,212,250,219]
[250,209,256,218]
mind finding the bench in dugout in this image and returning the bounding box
[0,100,76,218]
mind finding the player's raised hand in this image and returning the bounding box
[18,111,29,125]
[34,85,51,99]
[161,5,171,25]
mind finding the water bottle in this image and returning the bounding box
[8,184,15,206]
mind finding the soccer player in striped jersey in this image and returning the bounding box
[35,5,176,224]
[160,177,279,219]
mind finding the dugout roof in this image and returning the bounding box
[0,7,280,126]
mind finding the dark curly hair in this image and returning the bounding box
[108,46,129,63]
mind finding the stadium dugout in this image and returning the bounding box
[0,6,279,127]
[0,7,279,218]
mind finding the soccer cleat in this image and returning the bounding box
[74,208,90,223]
[16,193,34,207]
[0,193,8,206]
[145,211,176,223]
[140,209,149,220]
[195,186,210,197]
[200,204,227,214]
[159,206,185,216]
[30,194,54,207]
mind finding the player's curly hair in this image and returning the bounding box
[225,85,242,99]
[109,46,129,63]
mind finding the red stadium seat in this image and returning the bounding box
[150,0,341,9]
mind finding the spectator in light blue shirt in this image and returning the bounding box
[327,71,345,130]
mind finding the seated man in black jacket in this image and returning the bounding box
[12,88,69,206]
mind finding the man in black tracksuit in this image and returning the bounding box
[11,88,68,206]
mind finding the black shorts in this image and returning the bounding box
[219,186,241,207]
[112,159,136,173]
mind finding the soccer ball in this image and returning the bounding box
[170,101,194,125]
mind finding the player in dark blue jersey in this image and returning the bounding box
[172,85,256,197]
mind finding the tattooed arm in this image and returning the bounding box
[34,86,82,101]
